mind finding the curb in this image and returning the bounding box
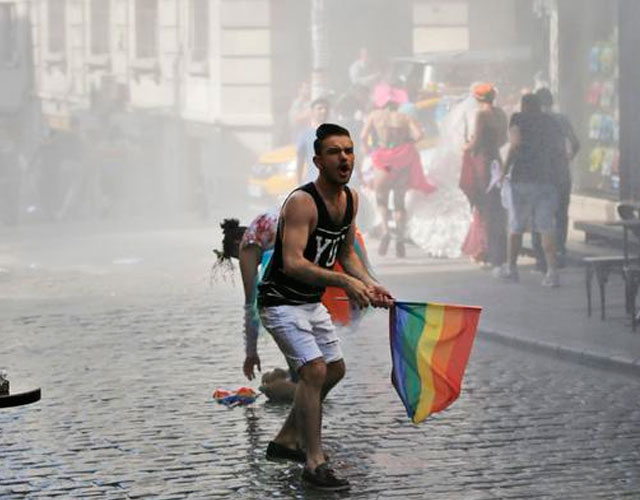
[478,328,640,377]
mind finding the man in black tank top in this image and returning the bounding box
[258,123,393,491]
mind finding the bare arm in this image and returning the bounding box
[281,192,351,289]
[239,245,261,305]
[281,191,374,308]
[239,244,262,378]
[467,112,483,153]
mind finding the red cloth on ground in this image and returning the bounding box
[371,143,437,194]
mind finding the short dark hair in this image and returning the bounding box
[313,123,351,156]
[535,87,554,107]
[220,218,247,259]
[521,93,541,113]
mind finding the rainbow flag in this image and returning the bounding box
[390,301,482,424]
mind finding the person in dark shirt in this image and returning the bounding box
[500,93,564,286]
[531,87,580,270]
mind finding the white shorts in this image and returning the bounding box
[259,303,343,372]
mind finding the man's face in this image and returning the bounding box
[314,135,354,186]
[311,103,329,124]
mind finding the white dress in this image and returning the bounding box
[406,95,479,258]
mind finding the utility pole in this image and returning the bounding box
[533,0,559,93]
[310,0,328,100]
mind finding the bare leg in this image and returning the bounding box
[393,169,410,257]
[272,405,298,450]
[321,360,345,401]
[295,358,327,471]
[393,208,407,257]
[394,209,406,239]
[540,232,557,272]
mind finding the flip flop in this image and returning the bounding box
[266,441,305,463]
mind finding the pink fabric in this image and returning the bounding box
[371,143,437,194]
[373,83,409,108]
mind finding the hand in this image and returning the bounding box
[344,276,371,309]
[243,355,261,380]
[367,283,394,308]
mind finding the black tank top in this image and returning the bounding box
[258,182,353,307]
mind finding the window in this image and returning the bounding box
[48,0,66,53]
[135,0,158,59]
[189,0,209,62]
[0,4,17,64]
[90,0,110,55]
[412,1,469,53]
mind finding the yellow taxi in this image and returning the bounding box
[247,144,297,204]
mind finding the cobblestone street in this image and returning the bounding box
[1,224,640,499]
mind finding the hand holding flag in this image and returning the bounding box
[367,283,394,308]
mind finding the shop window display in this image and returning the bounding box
[585,33,620,196]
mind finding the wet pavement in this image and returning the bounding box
[1,223,640,498]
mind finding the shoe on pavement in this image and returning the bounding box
[542,270,560,287]
[302,463,350,492]
[266,441,305,463]
[496,264,519,282]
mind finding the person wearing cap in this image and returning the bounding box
[464,83,509,270]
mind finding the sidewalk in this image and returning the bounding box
[373,239,640,377]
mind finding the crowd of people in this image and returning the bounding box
[284,48,579,286]
[211,47,583,491]
[462,85,579,287]
[287,50,441,258]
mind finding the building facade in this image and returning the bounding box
[18,0,541,219]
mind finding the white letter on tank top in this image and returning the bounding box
[325,234,345,268]
[314,235,333,264]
